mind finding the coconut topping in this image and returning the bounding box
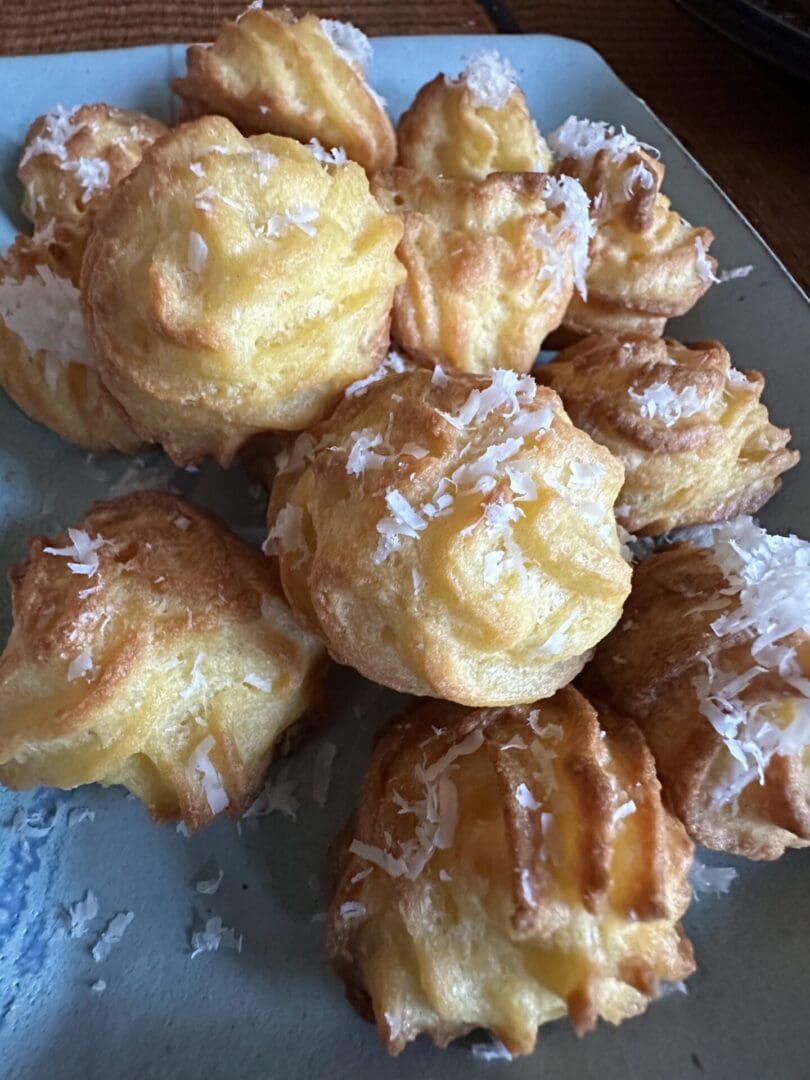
[694,236,718,284]
[187,230,208,274]
[61,157,110,203]
[190,915,242,957]
[460,49,518,110]
[689,517,810,802]
[345,351,410,398]
[92,911,135,962]
[0,265,92,382]
[188,734,229,814]
[628,381,704,425]
[19,104,83,167]
[65,889,99,938]
[320,18,373,73]
[535,174,594,300]
[549,116,660,166]
[260,205,319,238]
[67,650,94,682]
[44,528,107,576]
[690,859,738,899]
[242,672,273,692]
[307,138,348,165]
[265,504,308,557]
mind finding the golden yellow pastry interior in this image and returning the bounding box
[0,491,326,830]
[267,364,631,706]
[397,49,552,181]
[538,333,798,534]
[327,689,694,1056]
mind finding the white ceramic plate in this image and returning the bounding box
[0,34,808,1080]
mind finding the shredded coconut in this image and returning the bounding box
[622,160,655,200]
[346,429,387,475]
[690,860,738,899]
[90,980,107,995]
[312,741,337,808]
[340,901,366,920]
[187,231,208,274]
[68,807,95,826]
[64,890,99,939]
[320,18,373,72]
[515,782,540,810]
[195,869,224,895]
[549,115,660,165]
[471,1037,514,1062]
[180,652,208,701]
[44,528,106,577]
[265,504,308,557]
[174,515,192,531]
[188,734,229,815]
[260,205,319,238]
[190,916,242,957]
[717,264,754,284]
[61,157,110,203]
[243,765,299,821]
[243,672,273,692]
[628,381,704,425]
[345,350,409,398]
[92,911,134,962]
[689,518,810,802]
[306,137,348,165]
[67,650,94,682]
[535,174,594,300]
[431,364,449,387]
[19,104,82,166]
[0,265,92,382]
[695,236,718,284]
[613,798,636,824]
[461,49,517,109]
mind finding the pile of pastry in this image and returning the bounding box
[0,2,807,1061]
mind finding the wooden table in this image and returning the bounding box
[1,0,807,292]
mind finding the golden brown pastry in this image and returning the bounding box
[548,117,715,341]
[0,229,143,453]
[585,518,810,859]
[397,49,552,181]
[370,168,590,374]
[81,116,405,466]
[327,689,695,1057]
[0,490,326,830]
[537,333,798,535]
[18,103,168,235]
[266,365,631,706]
[171,6,395,172]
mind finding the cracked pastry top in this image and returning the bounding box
[537,333,798,535]
[397,49,552,182]
[266,363,631,706]
[548,117,716,341]
[370,168,591,374]
[327,688,694,1057]
[584,518,810,859]
[80,116,404,466]
[0,490,326,830]
[171,6,395,172]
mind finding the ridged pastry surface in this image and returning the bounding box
[538,333,798,534]
[327,688,695,1056]
[266,364,631,705]
[0,491,326,830]
[549,118,715,341]
[171,7,395,172]
[585,518,810,859]
[80,116,404,465]
[371,168,587,374]
[397,50,552,181]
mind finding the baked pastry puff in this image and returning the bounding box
[397,49,552,181]
[0,230,143,453]
[548,117,715,341]
[171,6,395,172]
[18,103,168,236]
[537,334,798,535]
[585,518,810,860]
[80,116,405,466]
[327,688,695,1057]
[370,168,591,374]
[0,491,326,830]
[266,365,631,706]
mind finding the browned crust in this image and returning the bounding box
[0,490,327,830]
[584,544,810,859]
[326,688,694,1056]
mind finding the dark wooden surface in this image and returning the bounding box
[1,0,807,292]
